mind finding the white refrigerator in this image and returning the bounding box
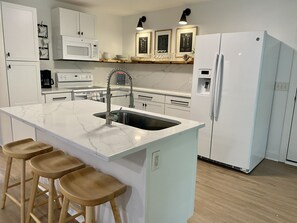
[190,31,280,173]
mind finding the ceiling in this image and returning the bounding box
[57,0,208,16]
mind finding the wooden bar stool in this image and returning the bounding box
[1,138,53,223]
[58,166,127,223]
[26,150,85,223]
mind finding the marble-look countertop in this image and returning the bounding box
[0,100,203,161]
[42,85,191,98]
[41,87,72,94]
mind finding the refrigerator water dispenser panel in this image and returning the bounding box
[197,78,211,94]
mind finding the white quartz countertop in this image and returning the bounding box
[0,100,203,161]
[42,85,191,98]
[41,87,72,94]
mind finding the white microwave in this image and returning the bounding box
[53,36,99,61]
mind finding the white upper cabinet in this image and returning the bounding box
[1,2,39,61]
[52,8,95,39]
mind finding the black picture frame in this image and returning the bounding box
[39,47,49,60]
[38,24,48,38]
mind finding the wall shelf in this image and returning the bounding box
[99,59,194,64]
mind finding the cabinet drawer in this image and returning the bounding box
[44,93,72,103]
[165,104,190,119]
[165,96,191,108]
[134,91,165,103]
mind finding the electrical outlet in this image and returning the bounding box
[151,150,160,171]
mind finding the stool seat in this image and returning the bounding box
[30,150,85,179]
[3,138,53,160]
[60,166,127,206]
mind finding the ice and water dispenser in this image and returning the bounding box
[197,69,211,94]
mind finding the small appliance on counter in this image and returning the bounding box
[40,70,54,88]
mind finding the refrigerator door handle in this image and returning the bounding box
[214,53,224,121]
[210,53,219,120]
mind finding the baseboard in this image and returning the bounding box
[265,152,280,162]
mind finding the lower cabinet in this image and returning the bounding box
[164,96,191,119]
[134,100,165,114]
[44,92,72,103]
[134,91,165,115]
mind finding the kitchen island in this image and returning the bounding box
[0,100,204,223]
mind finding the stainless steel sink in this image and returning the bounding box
[93,110,180,130]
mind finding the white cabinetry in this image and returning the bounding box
[0,2,40,142]
[164,96,191,119]
[52,8,95,38]
[134,91,165,115]
[44,93,72,104]
[1,2,39,61]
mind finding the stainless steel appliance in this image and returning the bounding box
[56,72,106,101]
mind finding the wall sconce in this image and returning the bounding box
[136,16,146,31]
[179,8,191,25]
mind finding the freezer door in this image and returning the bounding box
[210,32,265,169]
[190,33,221,158]
[287,91,297,163]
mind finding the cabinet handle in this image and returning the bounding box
[144,103,147,108]
[7,52,10,57]
[170,100,189,107]
[78,31,81,35]
[7,64,11,69]
[81,31,83,36]
[52,97,67,101]
[138,95,153,101]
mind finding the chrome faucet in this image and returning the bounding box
[106,68,134,125]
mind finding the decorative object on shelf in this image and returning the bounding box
[39,47,49,60]
[155,29,172,59]
[136,16,146,31]
[38,21,49,60]
[175,26,198,58]
[179,8,191,25]
[37,23,48,38]
[135,31,152,57]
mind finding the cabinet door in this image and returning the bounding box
[165,105,190,119]
[59,8,80,37]
[6,61,41,106]
[1,2,39,61]
[79,12,95,38]
[134,100,145,111]
[145,101,165,114]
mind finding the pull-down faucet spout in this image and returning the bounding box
[106,68,134,125]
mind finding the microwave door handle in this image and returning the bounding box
[90,44,93,58]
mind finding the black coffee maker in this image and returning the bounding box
[40,70,54,88]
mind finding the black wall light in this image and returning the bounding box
[179,8,191,25]
[136,16,146,31]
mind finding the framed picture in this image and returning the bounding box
[135,31,152,57]
[38,24,48,38]
[175,26,198,57]
[39,47,49,60]
[155,29,172,58]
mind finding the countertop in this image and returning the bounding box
[42,85,191,98]
[0,100,203,161]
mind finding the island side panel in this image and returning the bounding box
[145,128,198,223]
[36,128,148,223]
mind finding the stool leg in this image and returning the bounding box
[1,156,12,209]
[85,206,95,223]
[20,159,26,223]
[26,173,39,223]
[48,178,55,223]
[58,197,69,223]
[110,199,122,223]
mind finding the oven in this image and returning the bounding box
[56,72,106,102]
